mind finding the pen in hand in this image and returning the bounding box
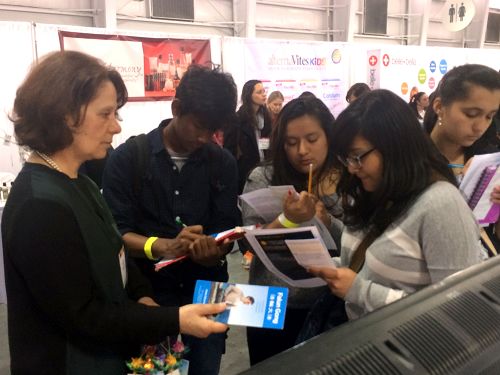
[175,217,187,228]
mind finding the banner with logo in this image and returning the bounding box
[231,39,350,117]
[365,46,467,101]
[59,31,211,101]
[366,50,381,90]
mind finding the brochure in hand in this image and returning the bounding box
[193,280,288,330]
[244,226,336,288]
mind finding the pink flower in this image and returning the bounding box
[172,340,185,353]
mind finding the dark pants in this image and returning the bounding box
[182,332,226,375]
[156,290,226,375]
[247,308,309,366]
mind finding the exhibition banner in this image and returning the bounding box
[365,46,467,101]
[59,31,211,101]
[241,39,349,117]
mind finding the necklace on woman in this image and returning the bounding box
[36,151,63,172]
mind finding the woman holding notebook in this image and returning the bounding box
[424,64,500,252]
[240,97,343,364]
[307,89,485,323]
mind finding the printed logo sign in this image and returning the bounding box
[331,49,342,64]
[401,82,409,95]
[429,60,436,73]
[418,68,427,84]
[429,77,436,89]
[369,55,378,66]
[382,54,390,67]
[439,59,448,74]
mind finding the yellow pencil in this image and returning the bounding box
[308,163,313,193]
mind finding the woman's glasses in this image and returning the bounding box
[337,148,376,168]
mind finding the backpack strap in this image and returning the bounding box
[125,133,150,199]
[206,142,225,192]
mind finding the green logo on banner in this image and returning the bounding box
[418,69,427,84]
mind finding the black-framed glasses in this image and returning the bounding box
[337,148,376,168]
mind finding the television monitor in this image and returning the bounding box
[239,255,500,375]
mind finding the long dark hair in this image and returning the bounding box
[408,91,426,119]
[332,89,455,232]
[237,79,270,130]
[267,97,338,197]
[423,64,500,161]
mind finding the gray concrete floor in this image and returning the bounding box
[0,250,250,375]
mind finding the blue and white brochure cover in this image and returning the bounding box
[193,280,288,330]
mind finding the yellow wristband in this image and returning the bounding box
[278,213,299,228]
[144,237,159,260]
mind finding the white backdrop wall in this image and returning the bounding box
[1,20,500,176]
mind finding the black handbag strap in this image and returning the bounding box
[348,230,379,273]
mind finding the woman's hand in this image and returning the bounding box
[315,200,331,227]
[137,296,160,307]
[307,266,357,299]
[491,185,500,205]
[283,191,316,223]
[179,303,228,338]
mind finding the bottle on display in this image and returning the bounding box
[173,60,181,89]
[179,47,188,78]
[1,182,8,202]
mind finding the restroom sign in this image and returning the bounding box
[442,0,475,31]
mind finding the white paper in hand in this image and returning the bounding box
[284,239,336,269]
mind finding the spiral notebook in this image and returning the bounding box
[466,165,500,225]
[459,152,500,226]
[468,165,498,209]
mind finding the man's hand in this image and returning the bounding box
[188,235,226,267]
[307,266,357,299]
[315,200,331,227]
[152,225,204,259]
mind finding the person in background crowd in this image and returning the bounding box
[424,63,500,252]
[224,80,272,194]
[298,91,317,100]
[2,51,228,374]
[266,90,284,129]
[308,89,485,324]
[408,91,429,124]
[345,83,371,104]
[241,97,343,365]
[102,65,240,375]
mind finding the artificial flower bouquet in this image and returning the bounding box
[127,335,189,375]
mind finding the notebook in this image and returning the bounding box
[468,165,498,210]
[459,153,500,226]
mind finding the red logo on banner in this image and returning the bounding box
[428,77,436,89]
[369,55,378,66]
[382,54,390,67]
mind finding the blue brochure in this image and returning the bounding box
[193,280,288,330]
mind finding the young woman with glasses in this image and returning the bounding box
[240,97,343,365]
[307,89,486,322]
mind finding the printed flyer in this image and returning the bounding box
[193,280,288,329]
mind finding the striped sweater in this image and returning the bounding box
[337,181,487,320]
